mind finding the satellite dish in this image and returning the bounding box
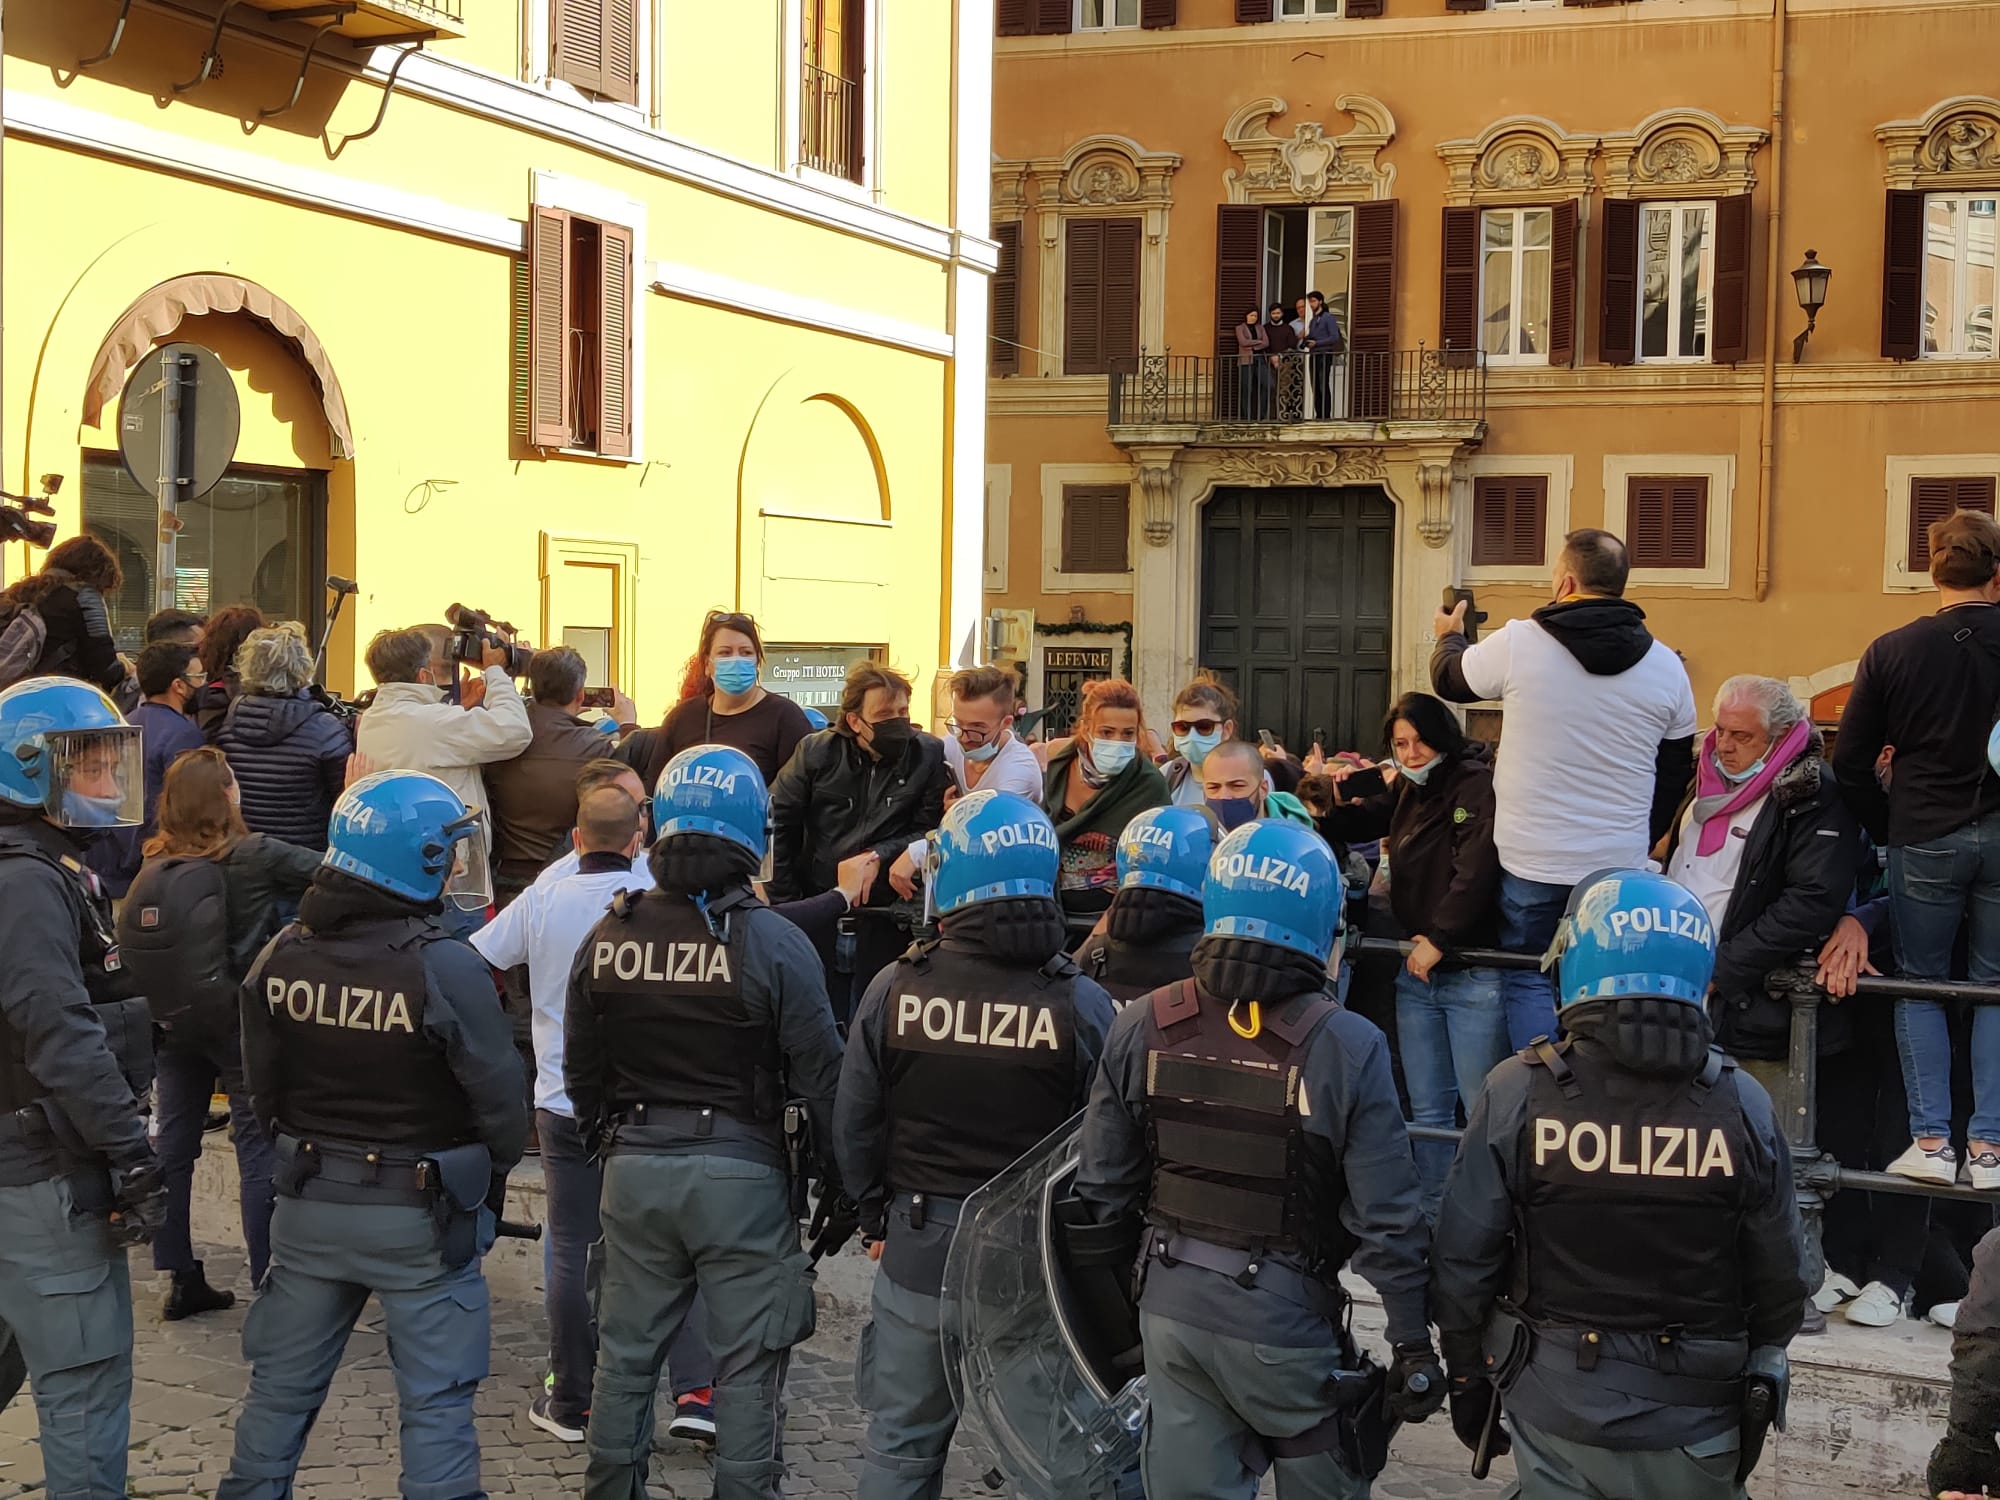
[117,342,241,505]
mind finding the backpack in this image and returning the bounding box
[116,856,236,1027]
[0,597,47,689]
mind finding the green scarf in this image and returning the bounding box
[1045,742,1170,843]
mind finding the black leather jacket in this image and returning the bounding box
[767,728,950,904]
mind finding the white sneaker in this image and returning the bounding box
[1929,1301,1961,1329]
[1887,1139,1960,1185]
[1845,1281,1905,1328]
[1813,1269,1862,1313]
[1963,1149,2000,1191]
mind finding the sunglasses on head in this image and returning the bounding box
[1170,718,1224,737]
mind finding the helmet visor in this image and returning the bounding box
[44,726,144,828]
[443,813,490,912]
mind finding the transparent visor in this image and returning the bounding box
[44,727,145,829]
[443,813,491,911]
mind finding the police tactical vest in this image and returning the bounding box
[581,887,781,1125]
[883,941,1080,1200]
[1090,931,1198,1007]
[1515,1039,1751,1339]
[1142,980,1345,1262]
[256,915,475,1152]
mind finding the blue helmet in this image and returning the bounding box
[932,789,1058,916]
[0,676,144,827]
[1202,820,1343,964]
[1553,868,1717,1008]
[324,771,479,904]
[653,745,768,857]
[802,706,830,732]
[1115,806,1214,902]
[1988,719,2000,780]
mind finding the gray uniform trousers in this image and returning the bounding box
[1138,1311,1370,1500]
[585,1153,816,1500]
[0,1176,133,1500]
[1506,1418,1744,1500]
[854,1271,956,1500]
[217,1198,493,1500]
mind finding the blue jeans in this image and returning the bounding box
[1395,965,1509,1219]
[1889,813,2000,1142]
[1498,871,1569,1050]
[153,1021,276,1284]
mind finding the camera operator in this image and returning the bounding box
[354,624,531,934]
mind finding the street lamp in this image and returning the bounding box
[1791,249,1832,364]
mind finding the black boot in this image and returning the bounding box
[163,1263,236,1321]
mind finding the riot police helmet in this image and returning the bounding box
[802,706,830,732]
[324,770,480,905]
[1552,867,1717,1008]
[1988,718,2000,780]
[1114,804,1214,902]
[0,676,144,829]
[931,788,1058,916]
[652,744,769,858]
[1201,819,1343,964]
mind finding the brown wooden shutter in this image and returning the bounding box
[1445,0,1487,10]
[1036,0,1073,33]
[1548,198,1578,367]
[1882,189,1927,360]
[1061,485,1131,573]
[596,221,634,458]
[1065,220,1104,376]
[1627,476,1709,569]
[1237,0,1275,21]
[1598,197,1639,366]
[1101,219,1142,366]
[997,0,1032,34]
[1142,0,1178,26]
[529,205,572,449]
[1349,200,1397,418]
[1439,206,1480,354]
[1471,476,1549,567]
[551,0,604,94]
[1215,204,1264,358]
[1710,194,1753,364]
[990,222,1022,376]
[598,0,639,104]
[1908,476,1998,569]
[1346,0,1385,15]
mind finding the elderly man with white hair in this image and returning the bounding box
[214,622,354,850]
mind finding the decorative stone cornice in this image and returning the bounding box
[1877,96,2000,191]
[1207,447,1390,486]
[1222,96,1397,205]
[1599,108,1767,200]
[991,133,1182,220]
[1436,116,1600,208]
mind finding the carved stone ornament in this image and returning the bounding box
[1437,116,1599,207]
[1208,447,1389,487]
[1877,97,2000,190]
[992,134,1182,218]
[1068,158,1141,205]
[1133,453,1179,547]
[1223,96,1397,205]
[1600,109,1766,200]
[1416,462,1452,549]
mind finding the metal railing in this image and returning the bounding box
[380,0,464,22]
[1108,348,1488,428]
[801,61,860,181]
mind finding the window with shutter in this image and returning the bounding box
[1471,476,1549,567]
[1881,190,1926,360]
[1141,0,1179,27]
[1349,200,1397,418]
[1548,198,1578,367]
[803,0,865,182]
[1061,485,1132,573]
[1064,217,1141,375]
[1100,220,1142,367]
[1626,476,1710,569]
[597,222,634,458]
[991,222,1022,376]
[997,0,1033,33]
[1037,0,1075,31]
[1214,206,1265,417]
[1237,0,1275,20]
[1914,194,1999,359]
[1439,206,1479,354]
[527,203,635,458]
[1907,476,1998,570]
[600,0,639,105]
[1345,0,1384,15]
[550,0,604,96]
[1598,198,1639,365]
[529,205,572,450]
[1710,194,1752,364]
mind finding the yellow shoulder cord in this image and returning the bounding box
[1227,1000,1263,1040]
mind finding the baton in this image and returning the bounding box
[496,1218,544,1242]
[1471,1385,1501,1481]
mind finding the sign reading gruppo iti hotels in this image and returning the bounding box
[764,644,887,710]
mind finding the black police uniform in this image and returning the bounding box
[219,871,527,1500]
[1931,1224,2000,1496]
[836,908,1116,1500]
[0,815,157,1498]
[1073,885,1206,1006]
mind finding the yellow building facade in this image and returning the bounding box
[3,0,998,713]
[986,0,2000,752]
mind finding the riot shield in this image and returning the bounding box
[940,1116,1147,1500]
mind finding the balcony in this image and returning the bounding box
[1106,349,1487,450]
[801,60,861,182]
[234,0,466,43]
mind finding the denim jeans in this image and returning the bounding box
[1497,871,1569,1050]
[1889,812,2000,1142]
[1394,965,1509,1219]
[153,1021,276,1285]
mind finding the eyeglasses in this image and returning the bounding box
[182,671,208,688]
[1170,718,1224,737]
[946,718,999,743]
[703,610,756,632]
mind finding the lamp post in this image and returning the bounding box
[1791,249,1831,364]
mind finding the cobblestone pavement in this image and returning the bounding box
[0,1240,1508,1500]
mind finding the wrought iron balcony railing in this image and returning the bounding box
[1108,348,1487,429]
[801,61,861,182]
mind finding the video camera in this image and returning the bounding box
[0,476,61,550]
[446,603,534,677]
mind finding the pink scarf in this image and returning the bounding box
[1690,719,1812,856]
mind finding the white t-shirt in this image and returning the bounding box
[471,858,655,1116]
[943,731,1044,803]
[1666,794,1766,930]
[1457,617,1697,886]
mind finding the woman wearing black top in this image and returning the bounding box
[620,609,814,791]
[4,534,130,699]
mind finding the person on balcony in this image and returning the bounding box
[1265,303,1301,421]
[1231,307,1269,420]
[1307,290,1345,420]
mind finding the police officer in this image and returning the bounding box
[1930,1224,2000,1498]
[0,677,165,1498]
[1073,805,1215,1006]
[1430,868,1806,1499]
[1074,818,1443,1500]
[836,788,1115,1500]
[567,744,843,1500]
[219,771,528,1500]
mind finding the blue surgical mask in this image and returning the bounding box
[61,789,127,828]
[1719,755,1766,785]
[712,658,759,696]
[962,738,1000,764]
[1175,728,1224,765]
[1207,796,1260,831]
[1398,755,1439,786]
[1091,738,1137,775]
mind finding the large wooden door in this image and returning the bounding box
[1199,487,1394,755]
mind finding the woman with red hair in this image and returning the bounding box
[1040,677,1168,926]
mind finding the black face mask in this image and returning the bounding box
[866,717,914,757]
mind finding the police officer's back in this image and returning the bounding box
[565,745,843,1500]
[219,771,527,1500]
[1073,805,1214,1005]
[1431,868,1805,1498]
[835,789,1115,1500]
[0,678,165,1499]
[1074,818,1442,1500]
[1931,1224,2000,1497]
